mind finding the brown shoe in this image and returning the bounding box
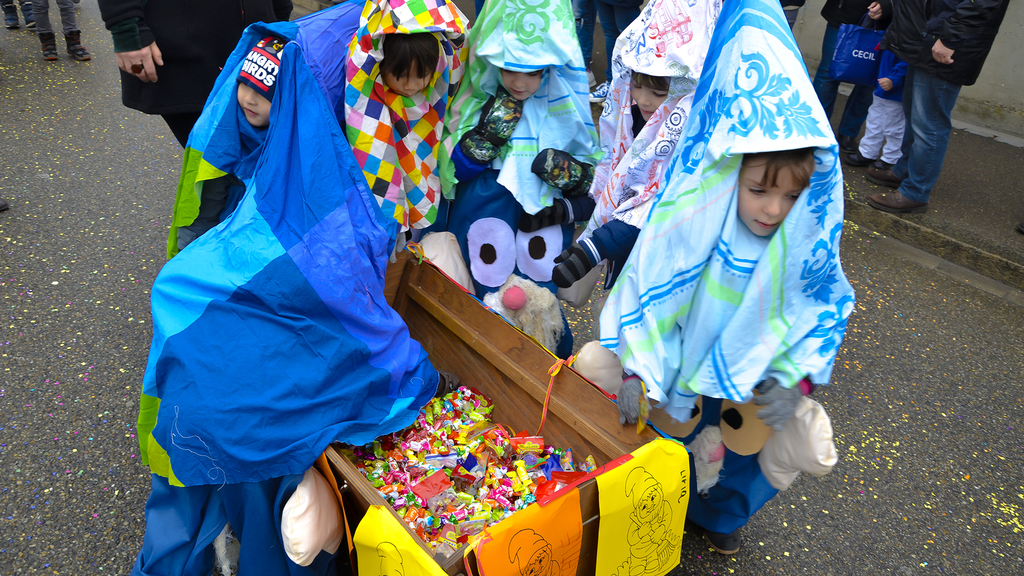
[867,191,928,214]
[865,165,902,188]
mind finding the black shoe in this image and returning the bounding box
[0,199,9,212]
[843,151,876,167]
[870,160,894,171]
[706,528,742,554]
[837,135,857,154]
[1016,222,1024,235]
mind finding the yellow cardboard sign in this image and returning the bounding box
[596,438,690,576]
[475,488,583,576]
[353,505,449,576]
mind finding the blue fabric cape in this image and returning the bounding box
[140,19,437,488]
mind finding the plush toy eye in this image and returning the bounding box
[466,217,517,288]
[515,225,562,283]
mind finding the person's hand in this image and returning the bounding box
[434,369,461,398]
[753,377,802,431]
[531,148,595,197]
[115,42,163,83]
[866,2,883,20]
[932,39,955,65]
[518,200,567,232]
[552,243,595,288]
[878,77,894,91]
[459,86,524,164]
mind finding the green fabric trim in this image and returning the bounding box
[649,155,739,226]
[110,18,142,53]
[701,266,743,306]
[138,392,183,486]
[167,150,227,259]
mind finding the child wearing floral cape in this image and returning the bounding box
[433,0,600,358]
[550,0,719,291]
[600,0,855,555]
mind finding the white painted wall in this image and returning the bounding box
[790,0,1024,138]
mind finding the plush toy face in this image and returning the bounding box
[447,170,573,298]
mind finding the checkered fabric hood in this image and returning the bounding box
[344,0,467,231]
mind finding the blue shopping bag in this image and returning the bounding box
[828,15,884,86]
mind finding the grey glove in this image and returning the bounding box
[435,369,461,398]
[552,243,595,288]
[518,200,567,232]
[618,375,644,425]
[753,377,802,431]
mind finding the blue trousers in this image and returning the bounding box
[811,24,874,139]
[131,474,337,576]
[678,397,780,535]
[573,0,595,65]
[892,65,961,204]
[595,1,640,83]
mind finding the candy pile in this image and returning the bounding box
[344,386,597,557]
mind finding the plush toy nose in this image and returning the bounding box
[502,286,527,310]
[707,442,726,463]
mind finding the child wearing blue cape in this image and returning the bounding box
[130,19,460,576]
[600,0,855,555]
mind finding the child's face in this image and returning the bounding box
[383,63,432,98]
[237,83,272,128]
[631,80,669,121]
[737,159,805,236]
[500,69,543,100]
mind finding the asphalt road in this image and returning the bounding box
[2,3,1023,575]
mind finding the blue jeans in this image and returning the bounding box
[812,24,874,138]
[892,65,961,204]
[595,1,640,83]
[474,0,485,18]
[573,0,595,65]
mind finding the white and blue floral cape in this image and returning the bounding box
[598,0,855,423]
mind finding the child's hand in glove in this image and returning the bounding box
[753,377,802,430]
[552,243,595,288]
[459,86,524,163]
[518,200,567,232]
[531,148,594,196]
[434,370,461,398]
[618,375,645,425]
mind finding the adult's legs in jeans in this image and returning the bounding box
[894,66,961,205]
[573,0,595,65]
[812,25,840,118]
[836,83,873,139]
[163,112,203,149]
[594,1,640,83]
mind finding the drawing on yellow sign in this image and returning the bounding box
[596,438,689,576]
[622,467,677,574]
[508,528,560,576]
[377,542,405,576]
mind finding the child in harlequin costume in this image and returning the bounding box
[130,19,455,576]
[433,0,600,358]
[343,0,467,233]
[600,0,855,555]
[550,0,719,291]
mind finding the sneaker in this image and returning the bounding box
[25,19,35,30]
[0,199,9,212]
[586,68,596,89]
[4,13,19,29]
[706,528,742,555]
[590,82,609,103]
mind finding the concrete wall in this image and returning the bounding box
[791,0,1024,139]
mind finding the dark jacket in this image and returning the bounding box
[98,0,293,115]
[881,0,1009,86]
[820,0,891,29]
